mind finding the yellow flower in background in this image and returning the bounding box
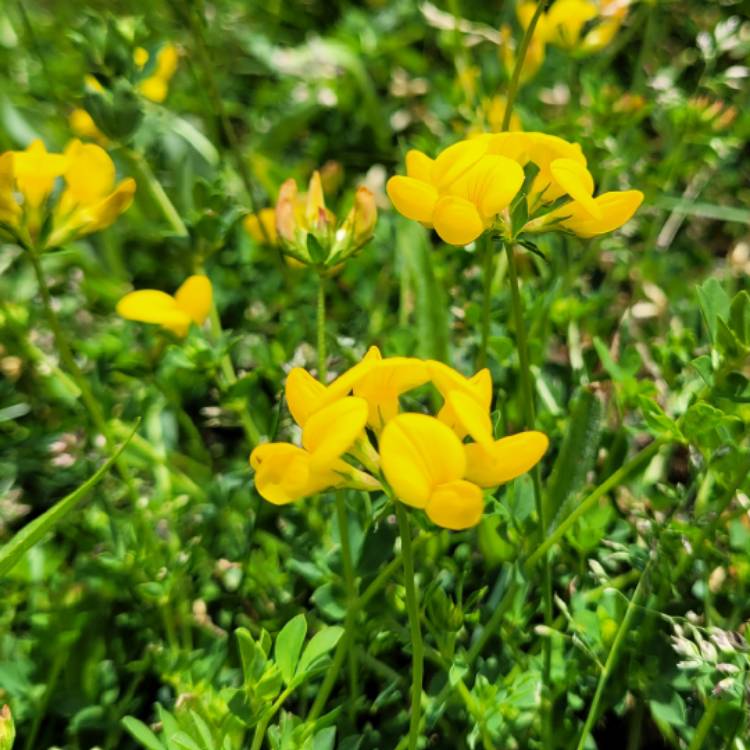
[500,21,546,85]
[243,208,278,246]
[483,95,523,133]
[387,131,643,244]
[116,274,212,337]
[0,139,135,249]
[250,347,548,530]
[138,43,179,103]
[274,170,377,267]
[69,108,107,144]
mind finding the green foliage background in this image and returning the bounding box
[1,1,749,748]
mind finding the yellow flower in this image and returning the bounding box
[387,138,524,246]
[275,171,377,266]
[69,108,107,144]
[250,349,548,530]
[46,140,136,248]
[243,208,278,246]
[138,43,179,103]
[116,274,212,337]
[538,189,644,237]
[133,46,150,69]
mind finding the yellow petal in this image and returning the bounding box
[464,431,549,488]
[446,390,494,447]
[13,140,67,208]
[316,345,383,408]
[250,442,343,505]
[174,274,212,326]
[133,46,150,69]
[305,170,327,228]
[116,289,191,336]
[550,158,601,219]
[380,413,465,508]
[154,43,179,81]
[243,208,278,245]
[69,108,105,141]
[302,396,368,470]
[453,155,525,219]
[353,357,430,428]
[405,149,435,182]
[285,367,326,427]
[428,361,492,408]
[75,178,136,237]
[545,0,598,48]
[426,480,484,530]
[386,175,438,223]
[561,190,644,237]
[433,196,485,245]
[276,178,300,242]
[485,132,534,163]
[139,76,168,103]
[63,140,116,204]
[431,138,488,190]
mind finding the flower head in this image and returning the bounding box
[0,139,135,249]
[138,43,179,103]
[250,348,548,530]
[116,274,212,337]
[274,171,377,267]
[387,131,643,245]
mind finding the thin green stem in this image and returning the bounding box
[524,439,664,571]
[317,273,327,382]
[504,240,553,708]
[306,535,428,723]
[177,0,270,242]
[478,233,495,370]
[249,686,295,750]
[687,698,718,750]
[502,0,548,130]
[27,247,138,516]
[395,503,424,750]
[206,292,262,447]
[575,563,651,750]
[336,492,359,721]
[122,148,188,237]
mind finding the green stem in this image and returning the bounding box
[395,503,424,750]
[306,536,427,722]
[27,248,138,515]
[504,240,553,707]
[317,273,327,382]
[478,233,495,370]
[249,686,295,750]
[206,291,262,447]
[178,0,271,243]
[335,492,359,721]
[502,0,548,130]
[575,563,651,750]
[122,148,188,237]
[524,439,664,571]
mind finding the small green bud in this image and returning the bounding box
[0,705,15,750]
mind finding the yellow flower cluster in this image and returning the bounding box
[250,347,548,530]
[116,274,213,338]
[0,139,135,250]
[387,131,643,246]
[137,43,180,104]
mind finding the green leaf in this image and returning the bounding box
[274,614,307,685]
[696,278,731,344]
[236,628,266,685]
[307,233,329,264]
[122,717,165,750]
[0,421,139,577]
[312,727,337,750]
[545,387,603,526]
[636,395,685,442]
[172,733,203,750]
[296,626,344,677]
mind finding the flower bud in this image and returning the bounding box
[0,705,15,750]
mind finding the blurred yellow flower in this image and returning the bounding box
[0,139,135,249]
[243,208,278,246]
[69,108,107,143]
[250,347,548,530]
[138,43,179,103]
[116,274,212,337]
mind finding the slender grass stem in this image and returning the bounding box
[502,0,548,130]
[687,697,719,750]
[177,0,271,243]
[477,232,494,370]
[575,562,652,750]
[121,147,188,237]
[504,240,553,712]
[395,503,424,750]
[27,247,138,521]
[249,686,295,750]
[317,273,327,382]
[524,439,665,571]
[336,492,360,721]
